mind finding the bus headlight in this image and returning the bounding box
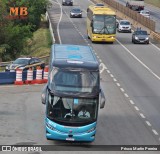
[87,127,96,133]
[46,122,56,131]
[108,36,115,39]
[93,36,98,38]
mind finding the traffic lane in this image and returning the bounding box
[0,85,47,145]
[54,2,159,144]
[59,0,160,136]
[0,77,159,145]
[59,7,86,45]
[95,71,159,144]
[116,32,160,77]
[90,40,160,135]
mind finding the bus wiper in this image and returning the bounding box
[98,25,110,34]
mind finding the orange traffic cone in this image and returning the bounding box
[25,68,34,84]
[43,66,49,83]
[34,66,43,84]
[14,69,23,85]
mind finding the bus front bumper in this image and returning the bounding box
[91,35,115,42]
[46,127,96,142]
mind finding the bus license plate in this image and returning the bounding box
[66,138,75,141]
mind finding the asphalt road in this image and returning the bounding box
[114,0,160,32]
[1,0,160,153]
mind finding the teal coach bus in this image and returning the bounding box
[41,44,105,142]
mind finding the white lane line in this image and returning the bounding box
[140,113,146,119]
[110,74,114,78]
[124,93,129,98]
[152,129,159,136]
[113,78,117,82]
[116,39,160,81]
[116,83,120,87]
[88,0,94,5]
[146,121,152,127]
[99,59,102,62]
[151,42,160,52]
[107,70,110,74]
[130,100,135,105]
[134,106,140,111]
[55,0,63,44]
[83,9,87,13]
[120,88,125,92]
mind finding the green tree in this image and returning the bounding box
[0,0,48,61]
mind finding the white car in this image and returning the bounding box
[117,20,132,33]
[140,10,150,18]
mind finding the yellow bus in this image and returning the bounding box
[87,5,116,43]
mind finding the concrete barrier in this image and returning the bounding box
[0,70,38,85]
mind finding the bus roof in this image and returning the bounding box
[88,5,115,15]
[51,44,99,70]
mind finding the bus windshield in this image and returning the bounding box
[50,68,99,93]
[47,95,98,124]
[93,15,116,34]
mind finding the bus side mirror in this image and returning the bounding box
[100,89,105,109]
[41,84,47,104]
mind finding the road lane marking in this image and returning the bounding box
[146,121,152,127]
[120,88,124,92]
[151,42,160,52]
[140,113,146,119]
[124,93,129,98]
[130,100,135,105]
[110,74,114,78]
[55,0,63,44]
[152,129,159,135]
[134,106,140,111]
[116,39,160,81]
[113,78,117,82]
[116,83,120,87]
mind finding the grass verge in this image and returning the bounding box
[24,26,52,58]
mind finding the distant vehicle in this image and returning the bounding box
[95,3,104,6]
[5,57,45,71]
[41,44,105,142]
[70,8,82,18]
[132,29,149,44]
[62,0,73,6]
[87,5,116,43]
[140,10,150,18]
[126,0,144,11]
[117,20,132,33]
